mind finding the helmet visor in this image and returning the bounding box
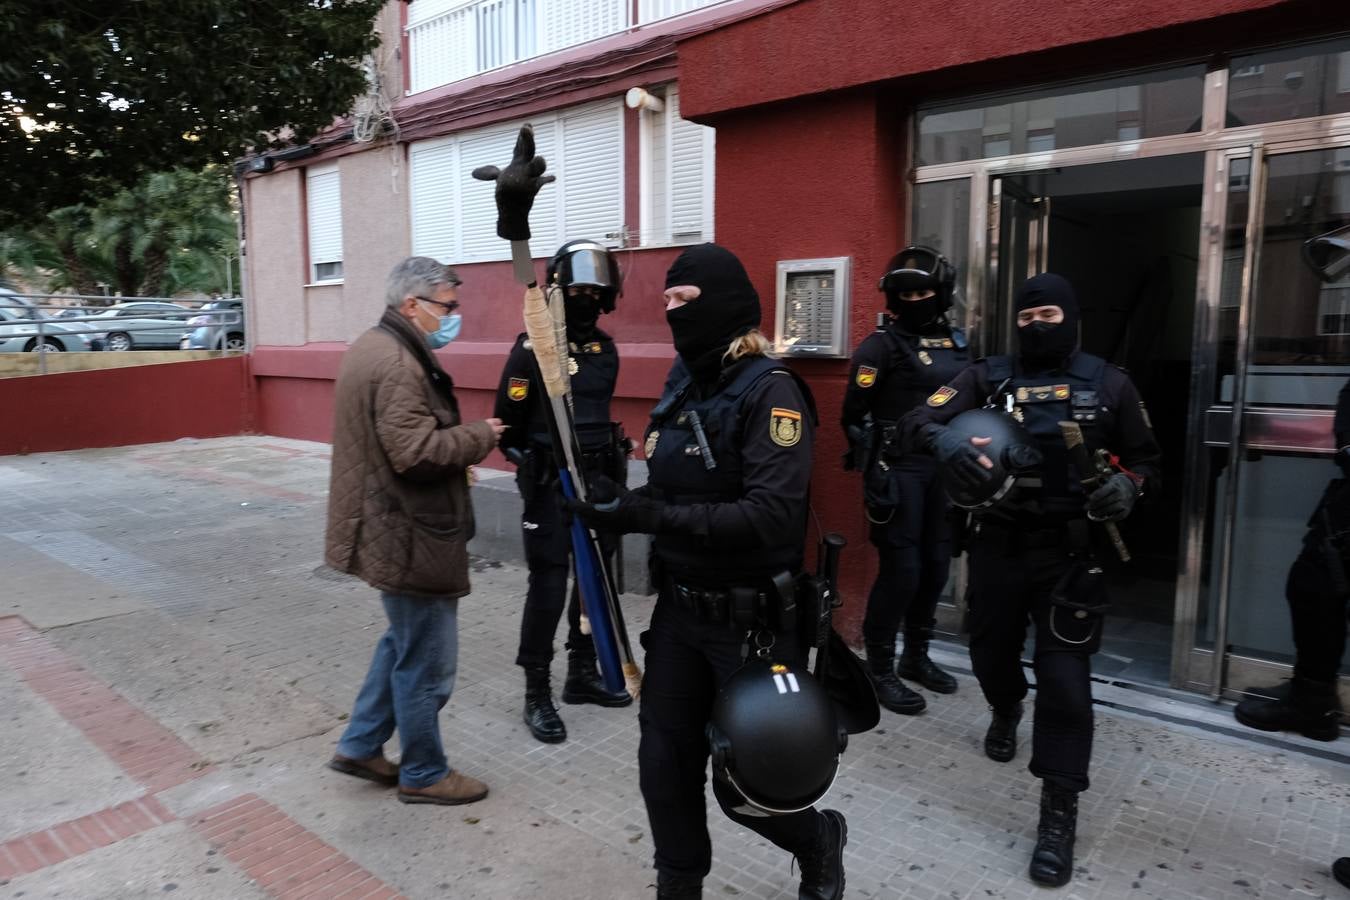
[562,248,618,291]
[878,247,943,295]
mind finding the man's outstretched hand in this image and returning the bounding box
[471,124,555,241]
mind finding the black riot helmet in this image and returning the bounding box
[707,658,847,815]
[941,407,1043,509]
[878,245,957,317]
[546,240,622,312]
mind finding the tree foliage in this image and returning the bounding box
[0,0,385,227]
[2,167,240,297]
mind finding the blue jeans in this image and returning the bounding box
[336,592,460,788]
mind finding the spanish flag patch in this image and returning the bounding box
[507,377,529,401]
[855,366,877,388]
[926,386,957,407]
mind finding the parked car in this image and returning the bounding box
[84,301,195,350]
[180,300,245,351]
[0,305,100,352]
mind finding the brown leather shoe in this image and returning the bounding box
[327,753,400,787]
[397,771,489,806]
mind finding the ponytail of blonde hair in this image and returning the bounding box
[723,328,774,363]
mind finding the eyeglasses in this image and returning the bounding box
[415,296,460,314]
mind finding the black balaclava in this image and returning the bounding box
[563,290,604,342]
[893,296,943,334]
[664,244,761,383]
[1015,272,1080,371]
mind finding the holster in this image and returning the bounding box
[844,421,874,473]
[514,448,546,504]
[1049,561,1110,615]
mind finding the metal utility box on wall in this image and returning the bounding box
[774,257,850,358]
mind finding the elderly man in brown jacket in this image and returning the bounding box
[325,256,506,806]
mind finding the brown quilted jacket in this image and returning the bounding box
[324,309,496,598]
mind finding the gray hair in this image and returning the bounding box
[385,256,462,308]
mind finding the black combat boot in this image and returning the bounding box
[1029,782,1078,887]
[1333,856,1350,889]
[865,642,926,715]
[1234,676,1341,742]
[655,872,703,898]
[897,627,958,694]
[523,666,566,744]
[984,702,1022,763]
[561,649,633,707]
[796,809,847,900]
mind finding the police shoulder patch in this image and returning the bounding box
[927,386,957,407]
[507,377,529,401]
[855,366,878,388]
[769,407,803,447]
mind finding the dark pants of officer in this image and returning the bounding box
[967,525,1104,793]
[515,476,612,669]
[638,597,822,881]
[1288,528,1349,683]
[862,455,951,646]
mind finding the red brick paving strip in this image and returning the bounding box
[0,616,210,791]
[0,797,173,881]
[191,794,406,900]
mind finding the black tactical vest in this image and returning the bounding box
[985,351,1113,520]
[526,335,617,451]
[645,356,811,585]
[871,325,970,424]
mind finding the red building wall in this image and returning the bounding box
[0,358,254,456]
[677,0,1298,118]
[712,87,906,631]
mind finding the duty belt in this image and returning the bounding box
[667,573,798,630]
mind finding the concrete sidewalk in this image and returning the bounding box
[0,436,1346,899]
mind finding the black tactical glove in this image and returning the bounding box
[471,125,556,241]
[922,424,995,492]
[1086,473,1138,522]
[565,476,667,534]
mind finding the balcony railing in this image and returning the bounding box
[407,0,726,94]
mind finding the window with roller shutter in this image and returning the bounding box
[306,164,343,282]
[409,100,623,264]
[641,84,716,247]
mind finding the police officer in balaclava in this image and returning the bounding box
[842,246,968,716]
[900,272,1161,889]
[568,243,848,899]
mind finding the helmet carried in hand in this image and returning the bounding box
[707,657,847,815]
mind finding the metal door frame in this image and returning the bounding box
[1179,131,1350,699]
[912,66,1350,695]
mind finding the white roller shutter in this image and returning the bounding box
[407,101,622,265]
[558,102,624,246]
[306,164,343,281]
[641,85,714,246]
[540,0,627,54]
[666,87,713,243]
[410,138,461,262]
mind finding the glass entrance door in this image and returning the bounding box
[1191,143,1350,697]
[986,177,1049,355]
